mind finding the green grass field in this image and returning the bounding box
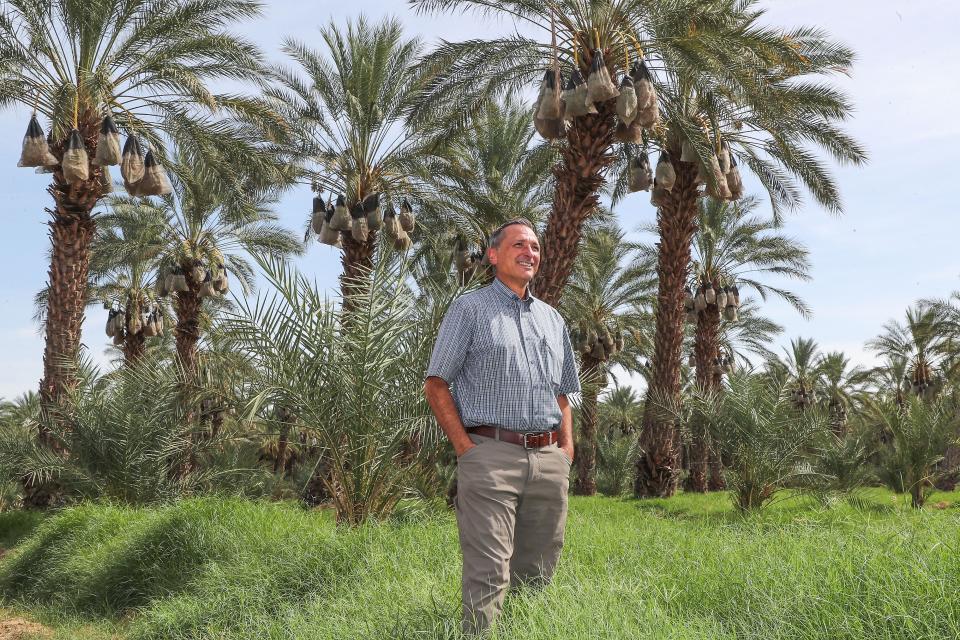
[1,490,959,639]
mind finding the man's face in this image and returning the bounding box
[488,224,541,286]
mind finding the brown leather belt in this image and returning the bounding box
[466,426,559,449]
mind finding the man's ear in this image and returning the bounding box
[487,245,497,266]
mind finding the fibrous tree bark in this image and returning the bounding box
[535,102,616,308]
[634,159,699,498]
[27,116,104,508]
[573,355,603,496]
[689,303,721,492]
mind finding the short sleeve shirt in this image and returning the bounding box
[426,278,580,431]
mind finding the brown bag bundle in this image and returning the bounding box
[350,202,369,243]
[561,69,593,119]
[616,75,638,125]
[311,196,325,235]
[135,150,173,196]
[18,114,58,168]
[363,193,383,230]
[318,205,342,246]
[329,195,351,231]
[655,152,676,191]
[586,49,618,103]
[94,115,121,166]
[62,128,89,185]
[627,150,653,192]
[120,136,145,185]
[398,198,415,233]
[536,68,563,120]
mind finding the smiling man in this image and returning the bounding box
[424,218,580,636]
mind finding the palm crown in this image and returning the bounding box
[269,16,438,272]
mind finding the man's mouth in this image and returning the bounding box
[517,260,534,268]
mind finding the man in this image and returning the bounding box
[424,219,580,636]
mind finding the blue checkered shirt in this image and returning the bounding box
[426,278,580,432]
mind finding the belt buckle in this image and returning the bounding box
[522,431,549,449]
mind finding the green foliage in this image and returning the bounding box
[807,430,875,506]
[4,494,960,639]
[691,373,828,511]
[0,356,267,505]
[594,431,641,497]
[868,396,960,507]
[413,0,866,217]
[220,255,441,525]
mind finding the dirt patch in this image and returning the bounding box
[0,618,52,640]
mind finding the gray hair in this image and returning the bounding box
[488,218,538,249]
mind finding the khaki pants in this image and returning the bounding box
[455,433,571,636]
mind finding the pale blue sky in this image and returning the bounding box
[0,0,956,398]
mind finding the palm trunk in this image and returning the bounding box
[173,284,202,378]
[573,356,603,496]
[123,330,146,364]
[340,228,378,309]
[275,422,291,476]
[534,103,616,307]
[173,267,204,477]
[689,305,720,493]
[27,118,103,508]
[634,161,699,498]
[708,448,727,491]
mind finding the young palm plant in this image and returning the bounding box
[0,0,278,418]
[220,255,438,525]
[563,224,654,495]
[867,395,960,508]
[268,16,436,296]
[690,372,827,512]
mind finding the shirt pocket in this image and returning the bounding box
[535,337,563,389]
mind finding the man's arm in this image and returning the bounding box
[424,376,475,457]
[556,394,574,462]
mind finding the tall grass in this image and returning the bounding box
[2,492,959,639]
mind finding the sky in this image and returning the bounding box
[0,0,957,399]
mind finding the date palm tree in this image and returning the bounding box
[683,195,810,489]
[867,305,950,401]
[413,94,556,287]
[268,16,437,298]
[817,351,868,435]
[152,168,302,381]
[411,0,865,497]
[0,0,279,419]
[598,383,643,436]
[563,224,654,495]
[87,196,169,365]
[765,337,824,410]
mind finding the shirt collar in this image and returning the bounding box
[493,277,533,305]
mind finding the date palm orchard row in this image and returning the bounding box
[3,1,863,502]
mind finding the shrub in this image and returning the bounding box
[220,256,441,524]
[594,431,641,496]
[0,356,264,505]
[870,396,960,507]
[691,373,827,511]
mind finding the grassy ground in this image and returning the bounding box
[1,489,958,639]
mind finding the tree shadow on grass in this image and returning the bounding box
[0,510,46,550]
[628,498,737,525]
